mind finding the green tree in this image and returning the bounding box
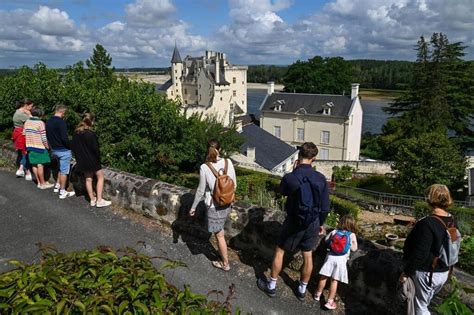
[283,56,354,94]
[391,132,467,195]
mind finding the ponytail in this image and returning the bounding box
[206,139,221,163]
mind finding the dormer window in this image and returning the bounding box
[272,100,285,112]
[274,105,282,111]
[322,102,334,115]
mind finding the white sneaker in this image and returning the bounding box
[90,198,97,207]
[38,183,55,189]
[59,191,76,199]
[96,199,112,208]
[53,184,61,193]
[25,174,32,181]
[16,169,25,177]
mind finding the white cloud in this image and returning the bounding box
[125,0,176,27]
[29,6,75,36]
[103,21,126,32]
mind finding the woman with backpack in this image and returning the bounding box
[189,139,237,272]
[314,215,358,310]
[401,184,460,315]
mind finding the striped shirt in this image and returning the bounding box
[24,117,49,152]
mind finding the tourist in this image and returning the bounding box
[46,104,75,199]
[401,184,458,315]
[189,139,237,271]
[257,142,330,300]
[71,113,111,208]
[314,215,358,310]
[11,98,33,180]
[24,107,54,189]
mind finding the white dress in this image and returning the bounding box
[319,229,357,284]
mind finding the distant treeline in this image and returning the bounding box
[247,60,415,90]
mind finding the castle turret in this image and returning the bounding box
[171,44,183,101]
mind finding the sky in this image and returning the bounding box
[0,0,473,68]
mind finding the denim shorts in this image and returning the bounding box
[52,149,72,175]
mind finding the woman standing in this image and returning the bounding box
[189,139,237,271]
[24,107,53,189]
[401,184,458,314]
[71,113,111,208]
[12,99,33,180]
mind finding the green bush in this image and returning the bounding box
[332,165,354,182]
[329,195,361,221]
[343,175,399,193]
[458,235,474,275]
[435,277,472,315]
[0,247,233,314]
[412,201,473,235]
[235,169,285,210]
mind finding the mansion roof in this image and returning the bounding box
[261,92,354,117]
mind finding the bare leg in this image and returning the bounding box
[95,169,104,201]
[215,230,229,266]
[84,172,95,201]
[31,165,39,183]
[316,275,329,295]
[36,164,45,185]
[301,251,313,283]
[59,174,67,190]
[328,279,339,300]
[270,246,285,279]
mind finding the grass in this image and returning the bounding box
[359,88,405,100]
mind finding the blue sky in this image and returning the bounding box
[0,0,473,68]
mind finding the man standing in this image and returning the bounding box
[257,142,330,300]
[46,104,75,199]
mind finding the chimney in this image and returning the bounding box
[215,57,220,84]
[351,83,360,100]
[247,147,256,161]
[267,81,275,95]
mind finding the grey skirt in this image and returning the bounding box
[207,205,231,233]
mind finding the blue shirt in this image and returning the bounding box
[280,164,330,225]
[46,116,70,150]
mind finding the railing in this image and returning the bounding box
[334,184,472,208]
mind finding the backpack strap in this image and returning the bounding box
[430,215,448,230]
[224,159,228,175]
[205,162,219,178]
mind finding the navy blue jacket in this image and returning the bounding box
[46,116,70,150]
[280,164,330,225]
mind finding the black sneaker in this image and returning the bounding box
[257,278,276,297]
[294,286,306,301]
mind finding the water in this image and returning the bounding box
[247,89,391,134]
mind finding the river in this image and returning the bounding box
[247,89,392,134]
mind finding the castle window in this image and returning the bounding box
[233,77,236,84]
[175,83,178,86]
[297,128,305,141]
[233,90,236,97]
[184,88,187,95]
[320,148,329,160]
[171,91,173,96]
[274,126,281,138]
[199,95,202,101]
[242,100,244,105]
[242,81,244,85]
[195,90,198,95]
[175,70,177,74]
[321,131,330,144]
[199,84,201,89]
[323,108,331,115]
[184,100,188,104]
[220,97,223,101]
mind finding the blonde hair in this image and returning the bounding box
[75,113,95,133]
[338,215,357,233]
[425,184,453,210]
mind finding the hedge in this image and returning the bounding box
[329,195,361,222]
[0,247,233,314]
[413,201,473,235]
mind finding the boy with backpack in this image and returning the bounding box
[257,142,330,300]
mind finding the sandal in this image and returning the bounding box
[211,260,230,271]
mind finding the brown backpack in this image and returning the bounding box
[206,159,235,207]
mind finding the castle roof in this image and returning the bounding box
[171,45,182,63]
[260,92,354,117]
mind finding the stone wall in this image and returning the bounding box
[1,143,471,312]
[314,160,393,179]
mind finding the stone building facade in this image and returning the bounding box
[159,46,248,127]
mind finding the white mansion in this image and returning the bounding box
[260,83,363,161]
[159,46,248,126]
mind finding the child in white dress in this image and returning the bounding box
[314,215,358,310]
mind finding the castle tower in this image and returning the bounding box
[171,44,183,101]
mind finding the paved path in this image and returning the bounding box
[0,170,346,314]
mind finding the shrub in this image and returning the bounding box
[435,277,472,315]
[329,195,361,221]
[458,235,474,275]
[0,247,233,314]
[332,165,354,182]
[412,201,473,235]
[343,175,399,193]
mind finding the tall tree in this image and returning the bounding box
[86,44,114,79]
[283,56,354,94]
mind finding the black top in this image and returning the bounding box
[46,116,70,150]
[403,215,456,275]
[280,164,330,226]
[71,129,101,173]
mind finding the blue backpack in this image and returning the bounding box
[328,230,352,255]
[294,173,320,226]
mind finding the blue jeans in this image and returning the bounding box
[51,149,72,175]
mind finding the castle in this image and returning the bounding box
[159,46,248,127]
